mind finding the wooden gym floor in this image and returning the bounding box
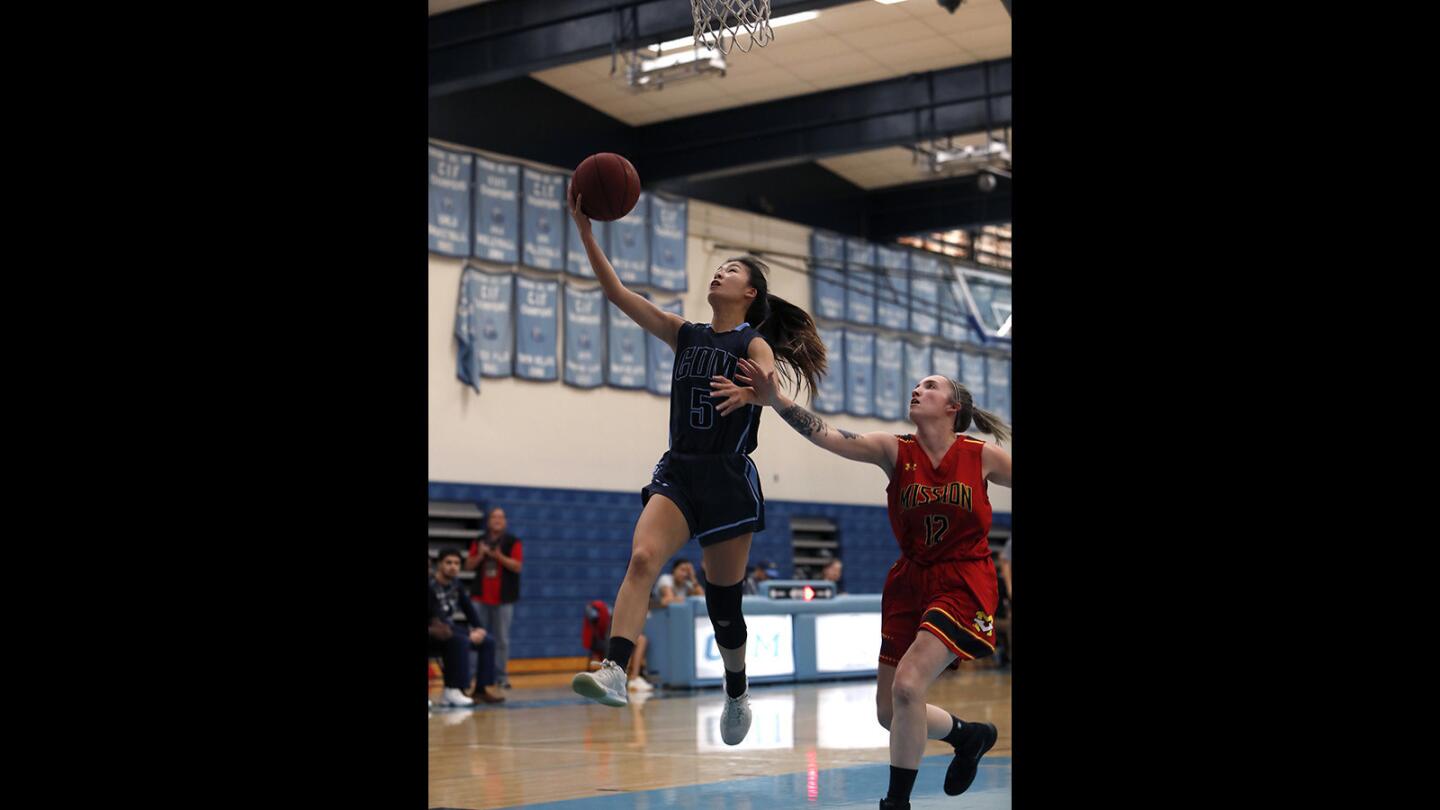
[428,665,1011,809]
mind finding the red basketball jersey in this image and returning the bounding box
[885,434,993,564]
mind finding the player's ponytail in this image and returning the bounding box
[732,256,827,402]
[946,376,1011,446]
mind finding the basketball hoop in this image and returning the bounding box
[691,0,773,54]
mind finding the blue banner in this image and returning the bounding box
[648,298,686,396]
[845,330,875,418]
[908,252,941,336]
[873,335,904,422]
[845,238,876,325]
[650,196,688,292]
[932,347,960,384]
[454,266,483,390]
[875,243,909,331]
[814,326,846,414]
[473,156,519,263]
[969,277,999,333]
[961,350,988,414]
[466,268,514,378]
[566,192,607,278]
[606,299,648,389]
[940,276,968,345]
[811,231,846,322]
[521,167,566,271]
[987,354,1011,426]
[428,145,472,257]
[904,341,932,396]
[610,192,650,286]
[563,284,605,388]
[515,276,559,380]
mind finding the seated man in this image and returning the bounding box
[653,558,705,607]
[429,549,503,706]
[742,560,779,596]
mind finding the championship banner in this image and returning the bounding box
[606,299,647,389]
[961,350,988,412]
[814,326,847,414]
[908,251,941,336]
[987,354,1011,426]
[873,335,904,422]
[647,297,686,396]
[473,156,519,264]
[904,341,932,393]
[515,276,559,381]
[464,268,514,378]
[521,167,566,271]
[932,347,960,384]
[565,175,606,278]
[844,329,875,418]
[649,195,688,292]
[563,284,605,388]
[811,231,846,322]
[875,243,908,332]
[845,238,876,326]
[428,145,472,256]
[610,192,650,286]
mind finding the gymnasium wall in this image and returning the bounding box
[429,192,1012,513]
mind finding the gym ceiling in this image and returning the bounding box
[429,0,1011,241]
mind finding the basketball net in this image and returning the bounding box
[691,0,773,54]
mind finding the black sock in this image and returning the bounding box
[606,636,635,672]
[724,667,747,698]
[940,715,965,747]
[887,766,919,801]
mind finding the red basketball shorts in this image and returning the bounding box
[879,555,999,668]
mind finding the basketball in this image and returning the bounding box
[569,152,641,221]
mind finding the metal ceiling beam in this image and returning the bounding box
[429,0,856,97]
[653,164,1010,239]
[632,59,1011,184]
[864,173,1011,239]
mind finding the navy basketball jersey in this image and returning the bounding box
[668,321,763,454]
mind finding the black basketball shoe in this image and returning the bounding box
[943,721,999,796]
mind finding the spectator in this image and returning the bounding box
[467,506,523,688]
[428,556,450,709]
[430,548,503,706]
[820,558,844,593]
[653,558,705,607]
[742,560,779,595]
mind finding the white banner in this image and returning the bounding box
[815,612,883,673]
[694,614,794,679]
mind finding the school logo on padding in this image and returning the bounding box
[973,611,995,635]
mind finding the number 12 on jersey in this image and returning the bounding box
[924,514,950,547]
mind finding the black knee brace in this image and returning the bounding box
[704,581,747,650]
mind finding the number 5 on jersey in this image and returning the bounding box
[690,389,715,430]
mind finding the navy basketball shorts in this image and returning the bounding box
[640,451,765,546]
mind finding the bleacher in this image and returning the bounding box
[429,481,1009,660]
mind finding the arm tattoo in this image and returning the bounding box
[778,404,827,438]
[837,429,860,440]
